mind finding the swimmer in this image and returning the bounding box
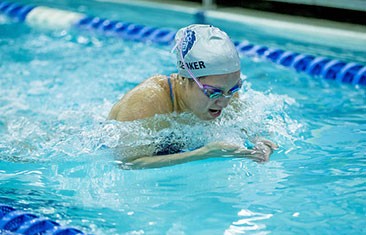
[108,24,277,168]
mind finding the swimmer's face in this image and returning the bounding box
[186,70,241,120]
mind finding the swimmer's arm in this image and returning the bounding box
[123,141,276,169]
[123,148,212,169]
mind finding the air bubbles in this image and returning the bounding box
[76,35,89,44]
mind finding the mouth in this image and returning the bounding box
[208,108,222,118]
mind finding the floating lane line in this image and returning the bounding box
[0,1,365,86]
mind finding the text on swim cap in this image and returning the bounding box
[178,61,206,70]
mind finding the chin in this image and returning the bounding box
[202,117,215,121]
[198,113,217,121]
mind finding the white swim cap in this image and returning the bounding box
[173,24,240,78]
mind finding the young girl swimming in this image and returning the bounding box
[109,24,277,168]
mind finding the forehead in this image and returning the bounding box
[200,71,241,88]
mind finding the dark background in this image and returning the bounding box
[183,0,366,25]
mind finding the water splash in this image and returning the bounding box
[0,84,301,163]
[0,28,302,164]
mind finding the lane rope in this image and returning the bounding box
[0,204,88,235]
[0,0,365,86]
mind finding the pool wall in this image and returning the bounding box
[1,1,365,86]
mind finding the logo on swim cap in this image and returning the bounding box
[181,30,196,58]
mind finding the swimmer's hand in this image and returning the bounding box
[201,140,278,162]
[251,140,278,162]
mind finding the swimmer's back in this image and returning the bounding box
[108,75,173,121]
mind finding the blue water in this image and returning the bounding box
[1,1,366,235]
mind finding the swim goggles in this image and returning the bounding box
[196,78,243,99]
[174,30,242,100]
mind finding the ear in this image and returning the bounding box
[178,75,193,88]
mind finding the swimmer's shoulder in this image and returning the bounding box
[149,74,179,88]
[108,74,174,121]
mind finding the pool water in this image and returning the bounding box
[1,1,366,235]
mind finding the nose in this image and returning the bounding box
[215,96,231,108]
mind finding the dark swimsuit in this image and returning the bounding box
[154,76,185,155]
[154,76,205,155]
[167,75,175,111]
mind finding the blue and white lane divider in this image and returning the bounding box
[0,204,88,235]
[0,1,365,86]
